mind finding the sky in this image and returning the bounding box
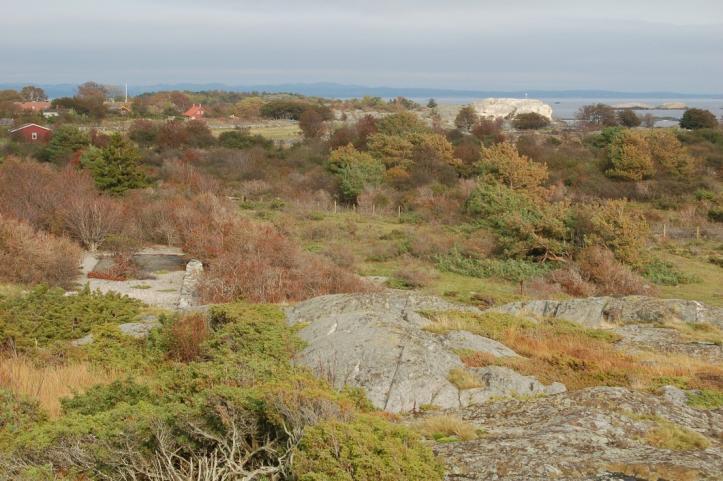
[1,0,722,92]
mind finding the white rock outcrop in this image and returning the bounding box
[472,98,553,120]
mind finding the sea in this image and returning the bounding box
[418,97,723,121]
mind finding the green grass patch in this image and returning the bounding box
[642,259,699,286]
[656,251,723,307]
[686,389,723,409]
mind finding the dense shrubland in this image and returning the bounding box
[2,96,722,300]
[0,300,443,480]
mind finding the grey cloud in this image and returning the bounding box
[0,0,721,91]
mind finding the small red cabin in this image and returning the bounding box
[9,123,53,143]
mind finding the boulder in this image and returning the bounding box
[492,296,722,329]
[71,316,161,346]
[178,259,203,310]
[472,98,553,121]
[285,292,562,412]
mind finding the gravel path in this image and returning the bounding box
[78,246,188,310]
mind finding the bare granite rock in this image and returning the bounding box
[472,98,553,120]
[433,387,722,481]
[492,296,722,329]
[285,292,562,413]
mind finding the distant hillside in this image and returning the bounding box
[1,81,722,100]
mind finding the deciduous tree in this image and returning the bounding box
[455,105,479,132]
[679,108,718,130]
[19,85,47,102]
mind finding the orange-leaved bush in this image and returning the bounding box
[0,215,82,288]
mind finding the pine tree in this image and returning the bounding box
[81,134,147,194]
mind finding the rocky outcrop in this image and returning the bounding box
[657,102,687,109]
[612,102,654,110]
[472,98,553,120]
[178,259,203,310]
[435,387,722,480]
[493,296,723,329]
[285,292,563,413]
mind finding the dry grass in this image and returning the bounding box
[414,414,480,442]
[447,367,482,390]
[168,313,209,362]
[425,311,723,392]
[0,355,118,417]
[643,420,710,451]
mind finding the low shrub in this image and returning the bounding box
[0,285,141,350]
[0,388,45,444]
[60,378,153,416]
[166,313,209,362]
[512,112,550,130]
[390,261,436,289]
[547,267,596,297]
[576,246,650,296]
[642,259,698,286]
[436,250,551,282]
[0,215,83,289]
[293,415,444,481]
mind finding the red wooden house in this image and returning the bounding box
[9,123,53,142]
[183,104,205,120]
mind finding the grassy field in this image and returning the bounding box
[657,250,723,307]
[247,123,301,142]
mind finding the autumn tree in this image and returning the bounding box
[679,108,718,129]
[77,81,108,99]
[604,130,654,181]
[169,92,192,111]
[81,134,147,194]
[572,199,649,266]
[128,119,159,145]
[184,120,216,148]
[472,118,505,145]
[20,85,47,102]
[376,112,428,136]
[328,144,385,202]
[617,109,641,128]
[477,142,549,198]
[299,108,326,139]
[455,105,479,132]
[646,129,697,176]
[576,103,617,129]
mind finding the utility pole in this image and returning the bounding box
[125,83,128,103]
